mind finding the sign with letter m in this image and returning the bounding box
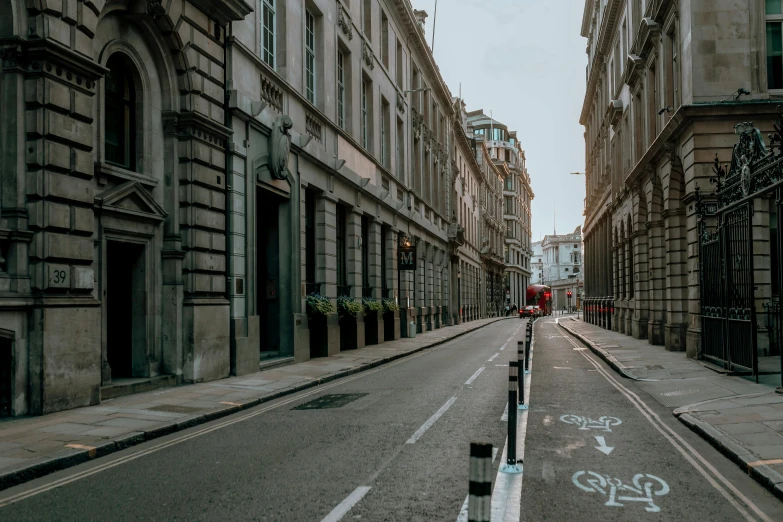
[398,246,416,271]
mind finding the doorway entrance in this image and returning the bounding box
[257,187,282,360]
[0,337,11,418]
[106,241,146,381]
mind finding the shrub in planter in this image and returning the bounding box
[383,298,400,341]
[306,293,335,358]
[338,295,363,351]
[363,297,383,313]
[363,298,383,346]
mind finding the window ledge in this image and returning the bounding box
[97,163,158,188]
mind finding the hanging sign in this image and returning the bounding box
[398,245,416,271]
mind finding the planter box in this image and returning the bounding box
[339,312,365,351]
[383,310,401,341]
[308,313,334,358]
[364,310,384,346]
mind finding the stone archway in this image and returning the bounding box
[664,145,688,351]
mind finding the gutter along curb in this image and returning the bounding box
[0,317,512,492]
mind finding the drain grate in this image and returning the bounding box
[147,404,206,414]
[645,364,665,370]
[293,393,368,410]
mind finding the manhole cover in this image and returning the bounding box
[147,404,205,414]
[293,393,369,410]
[645,365,665,370]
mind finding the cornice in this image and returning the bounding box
[189,0,253,25]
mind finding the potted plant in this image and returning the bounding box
[363,297,384,346]
[337,295,364,351]
[306,293,335,358]
[383,298,401,341]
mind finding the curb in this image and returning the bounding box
[675,412,783,501]
[0,317,512,493]
[555,319,639,380]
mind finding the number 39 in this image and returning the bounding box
[53,270,67,284]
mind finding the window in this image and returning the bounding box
[336,205,348,292]
[381,226,389,297]
[261,0,275,67]
[361,215,370,296]
[381,97,390,168]
[337,50,346,129]
[362,0,372,40]
[648,65,657,142]
[768,0,783,89]
[396,118,404,180]
[505,197,513,214]
[305,10,316,103]
[305,189,317,290]
[381,11,390,69]
[395,39,403,87]
[361,78,371,150]
[105,54,137,171]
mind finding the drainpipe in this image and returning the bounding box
[223,26,233,308]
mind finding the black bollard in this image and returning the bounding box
[468,442,492,522]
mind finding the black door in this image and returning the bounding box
[0,338,11,417]
[257,187,281,357]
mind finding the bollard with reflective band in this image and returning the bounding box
[500,361,522,474]
[468,442,493,522]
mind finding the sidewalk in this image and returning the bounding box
[0,317,510,491]
[558,317,783,500]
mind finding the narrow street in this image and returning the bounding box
[520,318,783,521]
[0,320,525,522]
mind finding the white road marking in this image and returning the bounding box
[572,471,668,513]
[488,353,500,362]
[320,486,372,522]
[501,401,509,422]
[560,414,622,432]
[555,319,772,522]
[553,366,572,369]
[0,349,432,509]
[406,396,458,444]
[465,367,485,385]
[594,435,614,455]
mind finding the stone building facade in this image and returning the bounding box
[0,0,537,417]
[0,0,253,416]
[540,226,582,310]
[580,0,781,358]
[466,110,534,312]
[530,240,543,285]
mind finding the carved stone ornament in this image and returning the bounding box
[338,5,354,40]
[396,92,405,113]
[362,40,375,70]
[270,115,293,180]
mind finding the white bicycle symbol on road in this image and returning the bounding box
[560,414,622,432]
[572,471,670,513]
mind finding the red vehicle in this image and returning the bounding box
[526,284,552,316]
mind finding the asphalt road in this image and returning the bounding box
[520,318,783,521]
[0,319,527,522]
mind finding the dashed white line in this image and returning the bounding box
[465,367,485,385]
[320,486,372,522]
[488,353,500,362]
[406,396,458,444]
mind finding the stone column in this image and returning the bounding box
[632,187,650,339]
[647,177,666,345]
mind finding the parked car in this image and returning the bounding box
[519,306,538,318]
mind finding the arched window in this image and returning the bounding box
[104,54,136,170]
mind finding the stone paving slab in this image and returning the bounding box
[0,317,510,491]
[558,317,783,500]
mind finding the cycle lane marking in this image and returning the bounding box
[555,319,769,522]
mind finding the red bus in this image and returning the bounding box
[526,284,552,316]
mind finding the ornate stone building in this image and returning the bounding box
[580,0,780,361]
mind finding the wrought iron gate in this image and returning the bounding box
[697,117,783,380]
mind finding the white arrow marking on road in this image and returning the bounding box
[594,436,614,455]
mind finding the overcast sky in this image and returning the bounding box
[413,0,587,241]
